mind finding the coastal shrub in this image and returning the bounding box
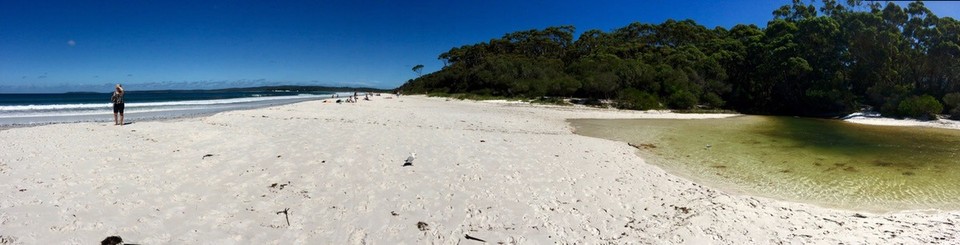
[452,93,515,101]
[667,90,698,109]
[616,88,660,110]
[701,92,725,109]
[531,97,569,106]
[426,92,450,97]
[879,99,901,117]
[673,108,739,114]
[579,98,608,108]
[944,93,960,119]
[897,95,943,120]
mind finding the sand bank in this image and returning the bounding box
[843,112,960,130]
[0,96,956,244]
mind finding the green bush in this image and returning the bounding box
[616,88,660,110]
[897,95,943,120]
[426,92,520,101]
[531,97,569,106]
[701,92,725,108]
[673,108,739,114]
[582,98,607,107]
[426,92,450,97]
[944,93,960,119]
[667,90,698,109]
[880,100,898,116]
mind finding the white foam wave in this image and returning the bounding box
[0,94,327,112]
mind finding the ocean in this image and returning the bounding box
[0,88,340,126]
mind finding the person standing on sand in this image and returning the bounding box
[111,84,125,126]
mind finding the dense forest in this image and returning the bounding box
[398,0,960,118]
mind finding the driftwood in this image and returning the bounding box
[277,208,290,226]
[464,234,487,242]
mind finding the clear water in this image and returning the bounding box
[570,116,960,212]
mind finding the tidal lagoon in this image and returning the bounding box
[571,116,960,212]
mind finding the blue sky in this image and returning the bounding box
[1,0,958,93]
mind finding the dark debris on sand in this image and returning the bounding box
[464,234,487,242]
[101,236,122,245]
[417,221,430,231]
[269,181,291,190]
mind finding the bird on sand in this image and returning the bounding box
[403,152,416,166]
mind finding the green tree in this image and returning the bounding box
[897,95,943,119]
[399,1,960,117]
[617,88,660,110]
[944,93,960,119]
[668,90,698,109]
[412,64,424,77]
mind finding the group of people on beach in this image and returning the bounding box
[108,87,400,124]
[332,91,379,104]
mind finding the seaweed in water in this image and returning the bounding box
[627,142,657,149]
[822,162,850,172]
[873,160,894,167]
[742,139,762,145]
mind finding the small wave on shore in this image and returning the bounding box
[0,93,332,126]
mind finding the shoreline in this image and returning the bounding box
[842,112,960,130]
[1,95,956,243]
[624,144,953,215]
[0,110,218,132]
[568,114,960,214]
[0,93,360,131]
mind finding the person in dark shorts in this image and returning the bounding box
[111,84,125,125]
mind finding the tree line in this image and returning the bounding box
[398,0,960,118]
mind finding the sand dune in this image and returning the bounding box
[1,96,956,244]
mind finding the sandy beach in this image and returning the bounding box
[1,95,958,244]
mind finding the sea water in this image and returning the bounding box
[0,89,340,126]
[570,116,960,212]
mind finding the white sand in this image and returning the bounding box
[1,96,957,244]
[844,112,960,130]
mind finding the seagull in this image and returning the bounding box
[403,152,416,167]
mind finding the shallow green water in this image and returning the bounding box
[570,116,960,212]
